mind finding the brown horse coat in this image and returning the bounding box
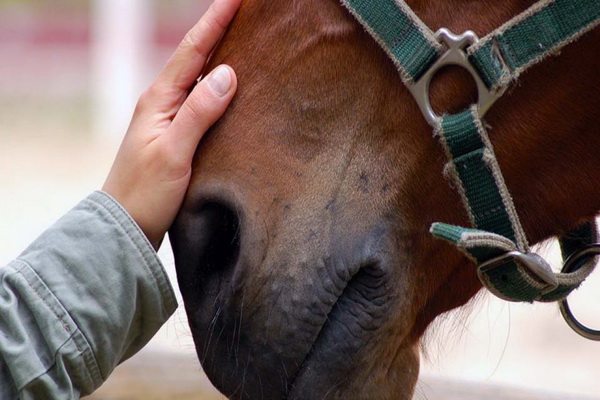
[170,1,600,398]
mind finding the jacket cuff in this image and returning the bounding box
[9,191,177,395]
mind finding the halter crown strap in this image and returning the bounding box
[341,0,600,89]
[469,0,600,89]
[341,0,600,303]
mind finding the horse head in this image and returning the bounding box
[170,0,600,398]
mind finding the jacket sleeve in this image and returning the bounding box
[0,191,178,399]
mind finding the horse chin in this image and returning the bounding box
[289,347,419,400]
[286,316,420,400]
[177,252,417,400]
[184,286,418,400]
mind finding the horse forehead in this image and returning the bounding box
[196,0,600,221]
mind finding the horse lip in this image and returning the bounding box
[285,263,390,398]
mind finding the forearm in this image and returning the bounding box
[0,192,177,399]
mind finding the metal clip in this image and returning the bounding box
[407,28,507,128]
[478,251,559,301]
[559,244,600,341]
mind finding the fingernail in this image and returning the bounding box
[206,65,232,97]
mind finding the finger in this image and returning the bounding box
[154,0,242,100]
[163,65,237,163]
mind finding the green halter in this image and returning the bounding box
[340,0,600,304]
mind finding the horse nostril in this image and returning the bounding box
[197,202,241,276]
[171,200,242,300]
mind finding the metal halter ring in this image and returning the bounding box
[407,28,507,128]
[559,244,600,341]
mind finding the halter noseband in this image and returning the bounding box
[341,0,600,339]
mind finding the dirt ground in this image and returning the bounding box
[85,352,224,400]
[86,351,596,400]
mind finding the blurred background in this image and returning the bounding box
[1,0,599,399]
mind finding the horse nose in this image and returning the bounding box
[171,193,292,399]
[170,197,243,303]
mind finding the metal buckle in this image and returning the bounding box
[559,244,600,341]
[407,28,507,128]
[478,251,559,300]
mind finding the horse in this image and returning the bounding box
[169,0,600,398]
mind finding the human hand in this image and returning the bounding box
[102,0,241,250]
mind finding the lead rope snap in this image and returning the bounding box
[559,244,600,340]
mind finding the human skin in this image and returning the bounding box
[102,0,242,249]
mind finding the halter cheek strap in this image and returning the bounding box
[340,0,600,305]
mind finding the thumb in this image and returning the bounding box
[166,64,237,160]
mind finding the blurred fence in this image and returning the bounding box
[1,1,600,399]
[0,0,210,142]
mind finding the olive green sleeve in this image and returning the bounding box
[0,191,178,399]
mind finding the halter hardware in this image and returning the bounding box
[341,0,600,339]
[407,29,506,128]
[559,245,600,341]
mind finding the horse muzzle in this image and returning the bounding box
[170,186,417,399]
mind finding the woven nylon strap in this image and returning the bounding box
[430,107,596,302]
[469,0,600,90]
[340,0,442,83]
[341,0,600,302]
[435,107,528,249]
[341,0,600,87]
